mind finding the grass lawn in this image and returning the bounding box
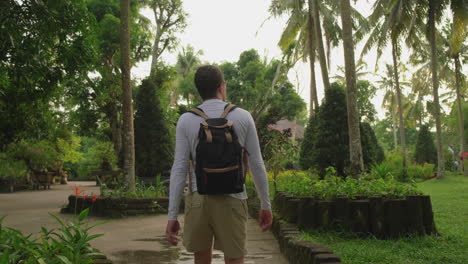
[301,172,468,264]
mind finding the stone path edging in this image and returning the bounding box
[247,198,342,264]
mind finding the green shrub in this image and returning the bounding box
[0,209,104,263]
[380,151,410,181]
[369,163,393,180]
[276,170,421,199]
[8,139,59,172]
[407,163,435,179]
[276,171,317,196]
[264,128,299,191]
[424,163,435,178]
[100,174,166,198]
[414,124,437,165]
[6,135,81,174]
[73,139,117,180]
[55,134,82,165]
[0,154,28,181]
[300,83,385,176]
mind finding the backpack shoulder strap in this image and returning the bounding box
[220,104,237,119]
[188,107,209,120]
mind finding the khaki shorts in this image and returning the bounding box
[183,192,248,259]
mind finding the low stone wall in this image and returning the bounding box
[247,197,342,264]
[274,192,437,239]
[91,253,113,264]
[61,195,179,218]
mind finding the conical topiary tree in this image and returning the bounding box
[300,82,349,176]
[134,77,173,180]
[299,108,320,170]
[414,124,437,165]
[300,82,385,176]
[361,122,385,169]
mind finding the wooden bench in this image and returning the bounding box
[31,172,54,190]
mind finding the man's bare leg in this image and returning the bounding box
[224,256,244,264]
[194,248,212,264]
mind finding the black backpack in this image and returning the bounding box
[188,104,246,195]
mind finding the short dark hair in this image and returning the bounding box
[194,65,224,100]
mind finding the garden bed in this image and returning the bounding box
[61,195,179,217]
[274,191,437,239]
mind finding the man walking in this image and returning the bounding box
[166,65,272,264]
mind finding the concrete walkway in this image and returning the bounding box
[0,181,288,264]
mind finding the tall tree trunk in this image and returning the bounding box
[418,98,423,128]
[340,0,364,176]
[120,0,135,192]
[310,0,330,91]
[326,35,331,71]
[150,32,161,77]
[307,5,319,116]
[392,108,398,149]
[109,108,122,160]
[391,39,407,168]
[454,55,466,175]
[429,0,445,179]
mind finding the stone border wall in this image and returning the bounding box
[91,253,113,264]
[247,197,342,264]
[274,192,437,239]
[61,195,180,218]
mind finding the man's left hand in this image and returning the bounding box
[258,209,273,232]
[166,220,181,246]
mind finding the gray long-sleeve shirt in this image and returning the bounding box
[168,99,271,220]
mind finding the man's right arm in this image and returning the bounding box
[244,112,271,211]
[168,115,190,221]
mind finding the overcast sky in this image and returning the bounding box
[133,0,454,120]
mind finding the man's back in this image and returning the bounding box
[168,99,270,219]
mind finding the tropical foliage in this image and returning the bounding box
[276,169,421,199]
[0,209,104,264]
[0,0,466,192]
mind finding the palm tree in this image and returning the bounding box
[359,0,426,169]
[176,45,203,77]
[319,1,366,71]
[173,45,203,106]
[449,0,468,175]
[307,8,319,115]
[377,64,411,150]
[310,0,330,91]
[319,1,340,71]
[426,0,445,178]
[270,0,363,116]
[332,60,371,83]
[120,0,135,192]
[406,70,431,128]
[408,0,467,178]
[339,0,364,175]
[270,0,319,116]
[383,93,399,149]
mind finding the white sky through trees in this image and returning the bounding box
[133,0,455,120]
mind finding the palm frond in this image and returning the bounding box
[450,0,468,55]
[278,9,306,51]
